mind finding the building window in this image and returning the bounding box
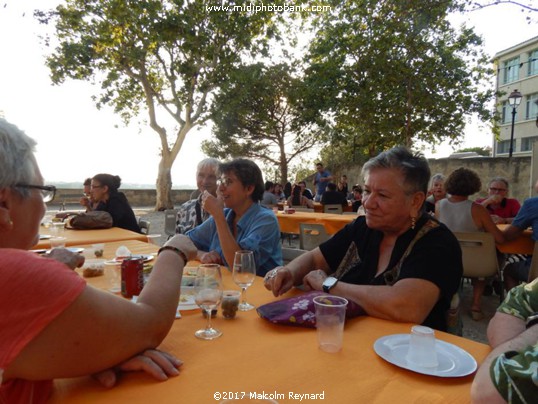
[503,57,520,84]
[529,50,538,76]
[526,93,538,120]
[497,140,511,154]
[502,100,519,124]
[521,136,538,152]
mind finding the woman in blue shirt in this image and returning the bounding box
[187,158,282,276]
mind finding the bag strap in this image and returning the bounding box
[383,218,440,286]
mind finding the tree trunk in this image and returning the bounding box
[155,152,174,211]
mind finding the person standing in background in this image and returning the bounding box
[313,162,333,202]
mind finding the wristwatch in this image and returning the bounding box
[526,312,538,329]
[322,276,339,293]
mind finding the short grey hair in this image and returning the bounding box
[197,158,220,174]
[362,146,431,195]
[488,177,509,190]
[0,119,38,198]
[430,173,445,187]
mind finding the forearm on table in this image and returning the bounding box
[137,251,185,321]
[472,326,538,403]
[287,248,329,286]
[487,312,526,348]
[331,279,438,323]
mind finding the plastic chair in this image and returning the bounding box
[299,223,330,250]
[282,247,308,265]
[138,218,151,235]
[164,209,178,239]
[453,231,503,302]
[323,204,343,214]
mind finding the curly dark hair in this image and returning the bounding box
[444,167,482,196]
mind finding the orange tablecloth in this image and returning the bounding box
[34,227,147,249]
[51,243,489,403]
[497,224,534,255]
[277,211,356,235]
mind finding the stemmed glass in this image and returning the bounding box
[233,250,256,311]
[194,264,223,340]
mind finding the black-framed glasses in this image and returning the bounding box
[15,184,57,202]
[217,177,233,187]
[489,187,507,192]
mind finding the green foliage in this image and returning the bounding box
[301,0,496,162]
[455,146,492,156]
[202,62,328,184]
[35,0,286,208]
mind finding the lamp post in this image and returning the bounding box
[508,89,522,158]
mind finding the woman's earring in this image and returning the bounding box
[410,216,416,230]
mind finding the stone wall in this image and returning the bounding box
[53,188,196,209]
[334,156,534,203]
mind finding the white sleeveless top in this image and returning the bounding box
[438,199,481,232]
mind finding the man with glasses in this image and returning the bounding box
[476,177,520,224]
[175,158,219,234]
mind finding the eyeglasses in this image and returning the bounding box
[489,187,507,192]
[217,177,233,187]
[91,185,104,189]
[15,184,57,202]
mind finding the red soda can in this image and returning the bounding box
[121,257,144,298]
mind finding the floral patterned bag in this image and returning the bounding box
[256,291,365,328]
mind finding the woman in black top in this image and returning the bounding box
[90,174,141,233]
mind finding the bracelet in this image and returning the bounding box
[158,246,188,264]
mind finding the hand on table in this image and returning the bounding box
[198,250,223,265]
[263,266,294,297]
[302,269,328,292]
[92,349,182,388]
[46,248,85,270]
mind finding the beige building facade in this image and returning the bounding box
[493,35,538,157]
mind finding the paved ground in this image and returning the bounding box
[135,208,500,344]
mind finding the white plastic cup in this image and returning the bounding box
[51,221,65,235]
[406,325,439,368]
[313,295,348,353]
[146,234,161,246]
[50,236,67,250]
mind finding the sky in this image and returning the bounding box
[0,1,537,188]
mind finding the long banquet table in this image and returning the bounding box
[34,227,148,250]
[51,240,490,403]
[276,211,356,235]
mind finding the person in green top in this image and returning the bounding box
[471,278,538,403]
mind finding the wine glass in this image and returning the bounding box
[194,264,223,340]
[233,250,256,311]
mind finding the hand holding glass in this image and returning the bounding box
[233,250,256,311]
[194,264,223,340]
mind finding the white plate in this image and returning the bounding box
[177,293,199,311]
[373,334,477,377]
[39,234,51,240]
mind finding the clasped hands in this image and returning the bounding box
[264,266,328,297]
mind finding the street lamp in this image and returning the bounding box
[508,89,522,158]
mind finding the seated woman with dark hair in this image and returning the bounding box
[187,158,282,276]
[91,174,141,233]
[287,184,314,209]
[265,147,463,331]
[435,167,505,321]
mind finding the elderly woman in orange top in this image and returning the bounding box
[0,119,198,403]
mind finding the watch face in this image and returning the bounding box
[323,277,338,291]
